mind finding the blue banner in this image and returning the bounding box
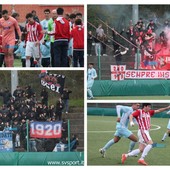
[0,131,13,152]
[30,121,62,138]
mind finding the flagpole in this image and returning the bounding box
[68,119,70,152]
[26,119,29,152]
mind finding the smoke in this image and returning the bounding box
[164,28,170,49]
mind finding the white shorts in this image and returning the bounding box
[138,129,152,144]
[26,41,41,59]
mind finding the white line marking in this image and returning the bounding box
[88,124,161,133]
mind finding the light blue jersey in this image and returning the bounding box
[115,105,134,138]
[87,68,97,88]
[14,41,26,59]
[117,105,133,128]
[40,19,51,31]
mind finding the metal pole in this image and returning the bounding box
[11,70,18,96]
[68,119,70,152]
[137,48,140,70]
[26,120,29,152]
[98,45,101,80]
[132,5,139,25]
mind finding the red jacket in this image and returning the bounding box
[54,17,70,41]
[0,35,4,53]
[70,25,84,49]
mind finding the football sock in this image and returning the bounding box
[162,133,167,141]
[26,59,31,67]
[127,149,140,157]
[140,144,152,159]
[103,139,114,151]
[128,141,136,152]
[87,88,93,98]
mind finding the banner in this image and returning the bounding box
[30,122,62,139]
[111,65,126,80]
[53,139,77,152]
[0,132,13,152]
[39,71,65,94]
[111,65,170,80]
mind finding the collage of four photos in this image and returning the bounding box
[0,3,170,167]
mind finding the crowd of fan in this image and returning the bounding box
[88,17,170,69]
[0,85,78,152]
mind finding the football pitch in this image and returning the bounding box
[93,96,170,100]
[87,115,170,165]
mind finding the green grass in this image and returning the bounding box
[87,115,170,165]
[14,58,22,67]
[93,96,170,100]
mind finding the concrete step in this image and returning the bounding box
[70,119,84,125]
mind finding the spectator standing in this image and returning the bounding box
[56,98,64,121]
[0,88,12,104]
[40,88,48,106]
[62,87,72,114]
[87,31,94,56]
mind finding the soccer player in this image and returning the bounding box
[161,111,170,141]
[70,19,84,67]
[25,13,43,67]
[53,8,70,67]
[87,63,97,99]
[45,9,57,67]
[0,34,5,67]
[40,9,51,37]
[99,103,140,158]
[122,103,170,165]
[0,10,21,67]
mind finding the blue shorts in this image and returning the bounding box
[167,119,170,129]
[87,79,94,89]
[114,122,132,138]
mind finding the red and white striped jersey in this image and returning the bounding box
[132,109,155,130]
[25,21,43,42]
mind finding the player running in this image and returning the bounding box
[162,110,170,141]
[99,103,140,158]
[121,103,170,165]
[0,10,21,67]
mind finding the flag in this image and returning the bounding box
[40,71,65,94]
[30,121,62,138]
[0,132,13,152]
